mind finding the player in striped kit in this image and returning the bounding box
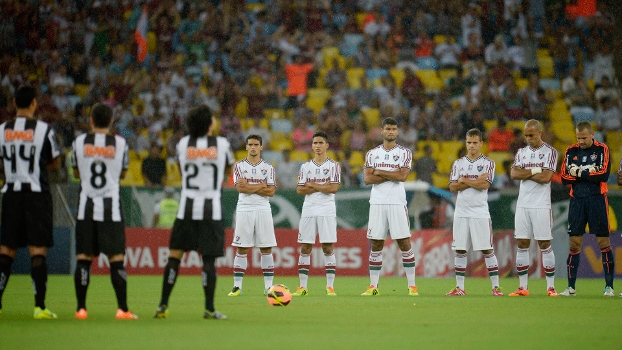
[292,131,341,296]
[508,120,559,297]
[71,103,137,320]
[361,117,418,296]
[228,135,277,296]
[155,105,234,319]
[0,85,60,319]
[446,128,503,297]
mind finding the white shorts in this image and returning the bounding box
[366,204,411,241]
[298,216,337,244]
[232,211,277,248]
[452,217,493,251]
[514,207,553,241]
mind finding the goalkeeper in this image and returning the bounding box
[559,122,614,297]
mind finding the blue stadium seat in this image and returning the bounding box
[416,57,439,71]
[270,119,294,133]
[261,150,284,165]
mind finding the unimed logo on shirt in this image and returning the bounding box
[84,145,115,158]
[4,129,34,142]
[186,146,217,159]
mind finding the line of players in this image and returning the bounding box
[0,86,618,320]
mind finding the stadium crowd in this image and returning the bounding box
[0,0,618,189]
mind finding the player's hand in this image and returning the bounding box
[479,173,489,180]
[587,165,598,173]
[568,164,580,177]
[531,167,542,176]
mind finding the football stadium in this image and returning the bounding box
[1,0,622,349]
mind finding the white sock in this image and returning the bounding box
[455,253,467,290]
[484,253,500,288]
[324,253,336,289]
[516,248,529,289]
[369,251,382,288]
[261,253,274,290]
[233,253,247,289]
[298,253,310,289]
[401,249,416,287]
[541,246,556,289]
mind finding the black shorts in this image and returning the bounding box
[75,219,126,256]
[1,191,54,249]
[169,218,225,257]
[568,194,610,237]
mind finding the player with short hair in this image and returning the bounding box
[155,105,234,319]
[447,128,503,297]
[71,103,137,319]
[508,119,559,297]
[228,135,277,296]
[0,85,61,319]
[292,131,341,296]
[560,122,614,296]
[361,117,418,296]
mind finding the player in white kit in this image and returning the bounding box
[228,135,277,296]
[361,118,418,297]
[446,128,503,297]
[292,131,341,297]
[508,119,559,297]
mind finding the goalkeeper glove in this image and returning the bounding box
[586,165,598,173]
[568,164,580,177]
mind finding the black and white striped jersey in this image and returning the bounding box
[71,133,129,222]
[176,135,234,220]
[0,117,60,193]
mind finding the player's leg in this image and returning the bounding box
[257,211,277,292]
[472,218,502,295]
[74,220,95,318]
[30,246,57,317]
[512,208,532,295]
[563,198,586,296]
[318,217,337,295]
[532,208,556,295]
[590,195,615,296]
[448,217,468,295]
[0,246,17,312]
[201,219,227,319]
[230,212,255,295]
[362,205,387,295]
[202,254,227,320]
[0,192,20,312]
[156,218,188,316]
[388,205,416,295]
[231,247,249,295]
[597,237,614,296]
[295,217,316,295]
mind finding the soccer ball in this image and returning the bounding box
[266,284,292,306]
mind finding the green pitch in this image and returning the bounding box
[1,275,621,349]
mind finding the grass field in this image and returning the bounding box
[1,275,621,349]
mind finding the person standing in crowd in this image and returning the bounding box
[0,85,61,319]
[153,186,179,229]
[155,105,234,319]
[508,120,559,297]
[292,131,341,297]
[71,103,137,319]
[559,122,614,297]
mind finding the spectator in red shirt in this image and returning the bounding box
[487,119,514,152]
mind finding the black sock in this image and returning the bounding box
[74,260,92,310]
[601,247,615,289]
[202,255,216,313]
[159,257,180,307]
[567,251,580,289]
[31,255,48,309]
[110,261,128,312]
[0,254,14,310]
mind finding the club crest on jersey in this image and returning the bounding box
[590,154,597,161]
[393,154,399,161]
[539,153,544,159]
[261,169,267,175]
[477,165,483,171]
[323,168,329,175]
[4,129,34,142]
[84,144,115,158]
[186,146,217,159]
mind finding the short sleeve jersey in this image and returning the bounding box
[513,142,558,209]
[450,155,495,218]
[365,144,412,205]
[72,132,129,221]
[233,158,276,212]
[298,158,341,217]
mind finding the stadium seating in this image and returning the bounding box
[346,68,366,89]
[487,152,513,175]
[349,151,366,173]
[290,150,310,163]
[416,57,439,71]
[361,108,381,130]
[389,68,405,88]
[235,150,246,161]
[438,69,458,84]
[538,56,554,79]
[414,70,443,92]
[306,96,327,115]
[270,119,294,133]
[166,161,182,187]
[607,131,622,152]
[261,150,283,165]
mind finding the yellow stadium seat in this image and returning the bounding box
[346,68,366,89]
[607,131,622,152]
[536,48,550,58]
[235,97,248,119]
[263,108,286,119]
[235,150,247,161]
[120,159,145,186]
[349,151,366,173]
[306,97,327,115]
[487,152,513,175]
[241,118,254,131]
[553,120,576,144]
[433,34,446,44]
[506,120,526,131]
[147,31,157,53]
[439,69,458,83]
[416,140,441,156]
[324,55,346,69]
[437,157,454,174]
[414,70,443,92]
[340,130,352,150]
[356,12,367,29]
[483,120,498,132]
[610,151,622,172]
[322,46,340,59]
[269,138,293,152]
[74,84,89,99]
[440,141,464,159]
[362,108,381,130]
[432,173,450,189]
[587,79,595,92]
[516,78,529,90]
[538,56,554,79]
[166,161,182,187]
[389,68,405,89]
[317,67,330,88]
[308,88,331,100]
[291,150,310,163]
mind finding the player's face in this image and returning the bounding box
[576,128,594,149]
[312,136,328,155]
[246,138,263,156]
[382,124,398,142]
[523,126,542,149]
[465,135,482,157]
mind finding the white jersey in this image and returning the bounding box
[0,117,60,192]
[298,158,341,217]
[513,142,558,209]
[72,133,128,222]
[233,158,276,212]
[450,155,495,218]
[365,144,412,205]
[176,135,234,220]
